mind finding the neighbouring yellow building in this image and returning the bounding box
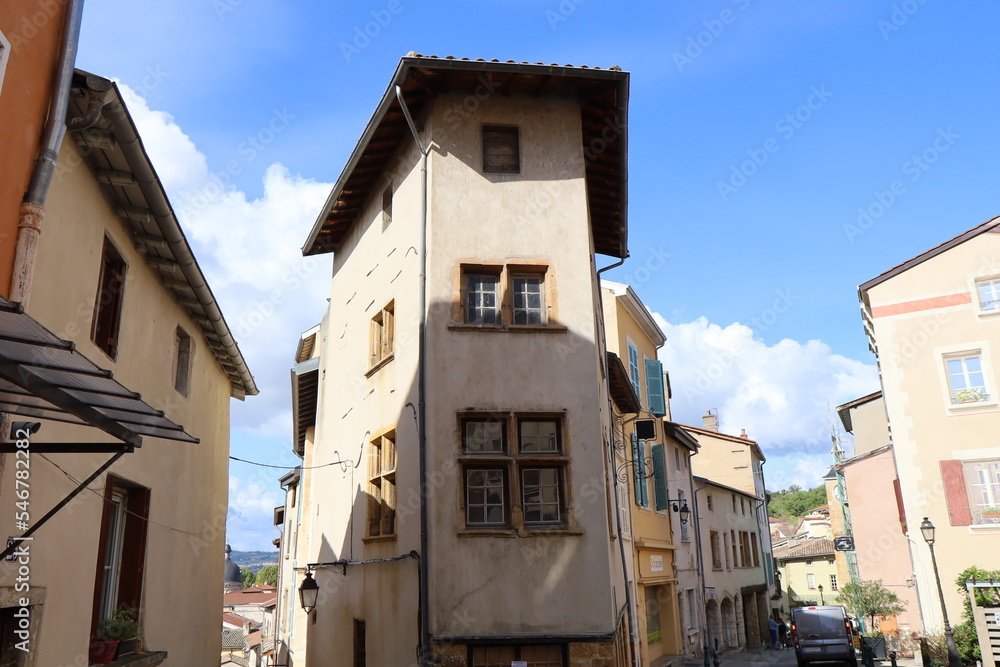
[0,68,255,665]
[601,280,703,666]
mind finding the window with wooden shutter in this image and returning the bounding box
[645,359,666,416]
[91,236,128,359]
[651,443,668,511]
[632,433,648,508]
[369,301,394,369]
[367,430,396,538]
[940,459,973,526]
[892,478,907,533]
[482,125,520,174]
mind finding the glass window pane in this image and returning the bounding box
[520,420,558,452]
[467,470,483,486]
[967,356,982,373]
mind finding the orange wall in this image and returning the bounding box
[0,0,68,296]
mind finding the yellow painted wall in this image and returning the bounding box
[0,135,235,665]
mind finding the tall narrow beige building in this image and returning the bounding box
[279,55,632,666]
[858,215,1000,634]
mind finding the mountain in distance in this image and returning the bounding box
[230,550,279,573]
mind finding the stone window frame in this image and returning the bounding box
[457,411,576,536]
[449,260,565,333]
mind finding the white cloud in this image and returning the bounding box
[120,84,333,437]
[227,475,282,552]
[654,315,879,490]
[120,85,334,548]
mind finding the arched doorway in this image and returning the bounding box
[721,597,738,649]
[706,599,722,651]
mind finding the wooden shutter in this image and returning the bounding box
[645,359,666,416]
[383,308,394,359]
[369,318,380,367]
[940,460,972,526]
[651,443,669,510]
[632,433,647,507]
[892,478,908,533]
[482,126,520,173]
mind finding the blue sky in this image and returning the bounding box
[76,1,1000,549]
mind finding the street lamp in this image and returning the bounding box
[920,517,962,667]
[818,584,825,605]
[299,571,319,614]
[668,498,691,524]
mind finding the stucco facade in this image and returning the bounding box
[859,217,1000,633]
[601,281,702,666]
[0,85,250,665]
[281,57,632,666]
[696,478,769,652]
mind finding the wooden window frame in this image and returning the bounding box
[710,530,723,570]
[459,413,570,531]
[368,301,395,372]
[453,262,561,330]
[91,235,128,360]
[91,475,150,640]
[365,429,397,539]
[381,182,393,231]
[173,326,192,396]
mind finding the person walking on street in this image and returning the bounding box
[768,617,779,650]
[778,618,788,649]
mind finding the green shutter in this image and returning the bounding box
[651,443,668,511]
[645,359,666,416]
[632,433,648,507]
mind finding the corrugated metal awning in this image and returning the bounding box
[0,296,198,452]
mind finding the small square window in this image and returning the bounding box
[977,278,1000,312]
[465,274,500,324]
[463,419,506,453]
[511,274,545,325]
[522,468,561,524]
[482,126,520,174]
[707,494,714,511]
[946,353,989,404]
[518,419,559,453]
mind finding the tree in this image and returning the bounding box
[953,565,1000,664]
[767,485,828,520]
[240,567,255,589]
[836,579,906,631]
[255,565,278,587]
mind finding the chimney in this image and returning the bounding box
[702,410,719,432]
[740,428,749,440]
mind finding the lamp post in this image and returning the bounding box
[920,517,962,667]
[818,584,825,605]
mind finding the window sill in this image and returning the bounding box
[969,523,1000,534]
[976,309,1000,320]
[523,527,583,537]
[361,534,397,543]
[448,323,568,334]
[458,528,518,538]
[93,651,167,667]
[947,400,998,413]
[365,353,394,377]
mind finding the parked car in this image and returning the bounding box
[790,605,859,667]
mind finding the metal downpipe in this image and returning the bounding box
[11,0,86,306]
[395,84,432,666]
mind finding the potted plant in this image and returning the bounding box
[92,607,141,662]
[955,388,988,403]
[980,506,1000,519]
